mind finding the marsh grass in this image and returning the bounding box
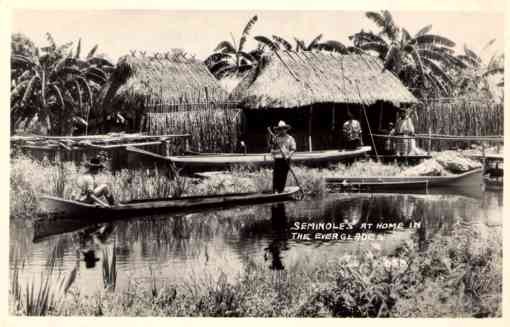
[9,248,77,315]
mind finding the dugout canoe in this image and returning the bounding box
[325,168,483,192]
[37,186,301,220]
[126,146,371,172]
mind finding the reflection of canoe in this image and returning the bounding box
[38,186,301,220]
[126,146,371,171]
[33,219,102,242]
[326,168,483,192]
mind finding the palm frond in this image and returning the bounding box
[22,75,39,104]
[214,41,236,54]
[408,45,426,85]
[316,40,348,54]
[422,56,452,87]
[481,39,496,52]
[254,35,279,51]
[482,68,504,78]
[415,25,432,37]
[238,15,258,52]
[272,35,293,51]
[86,45,98,59]
[307,34,323,50]
[75,38,81,59]
[415,34,455,47]
[294,38,306,52]
[457,54,480,67]
[365,11,386,29]
[205,52,233,66]
[11,80,30,98]
[463,44,481,63]
[50,84,65,110]
[359,42,388,56]
[401,28,411,44]
[238,51,257,63]
[87,57,114,67]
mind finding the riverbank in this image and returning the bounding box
[9,216,501,317]
[10,151,481,219]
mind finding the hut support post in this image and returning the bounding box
[427,128,432,155]
[308,107,313,152]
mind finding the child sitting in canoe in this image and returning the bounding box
[76,156,116,207]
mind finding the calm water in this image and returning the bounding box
[10,191,503,295]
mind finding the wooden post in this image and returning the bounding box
[308,106,313,152]
[185,137,190,153]
[164,139,171,157]
[427,127,432,155]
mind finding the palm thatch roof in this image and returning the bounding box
[100,52,231,113]
[230,50,419,109]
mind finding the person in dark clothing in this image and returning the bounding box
[342,110,363,150]
[269,121,296,193]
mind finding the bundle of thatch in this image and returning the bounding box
[230,50,418,109]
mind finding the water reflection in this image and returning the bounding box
[10,191,502,295]
[264,203,289,271]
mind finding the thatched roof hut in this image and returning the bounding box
[229,50,419,152]
[231,50,418,109]
[101,52,231,115]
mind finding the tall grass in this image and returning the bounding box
[9,248,77,315]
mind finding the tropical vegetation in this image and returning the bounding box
[11,33,114,135]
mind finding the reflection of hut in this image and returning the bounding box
[231,51,418,153]
[100,52,240,152]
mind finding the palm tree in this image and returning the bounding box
[254,34,362,54]
[205,15,259,79]
[11,33,113,135]
[350,11,464,97]
[454,41,504,100]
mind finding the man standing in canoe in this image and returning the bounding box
[76,156,116,207]
[269,121,296,194]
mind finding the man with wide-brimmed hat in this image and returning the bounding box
[269,121,296,193]
[77,156,116,207]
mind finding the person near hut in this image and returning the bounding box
[384,122,396,154]
[76,156,116,207]
[269,121,296,194]
[342,111,363,150]
[394,108,415,156]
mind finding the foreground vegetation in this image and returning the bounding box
[10,154,405,219]
[10,154,501,316]
[10,217,502,317]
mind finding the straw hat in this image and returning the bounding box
[274,120,291,130]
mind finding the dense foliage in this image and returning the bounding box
[11,33,113,135]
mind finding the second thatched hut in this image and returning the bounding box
[230,50,419,153]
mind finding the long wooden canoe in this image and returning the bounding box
[126,146,371,172]
[325,168,483,192]
[38,186,301,220]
